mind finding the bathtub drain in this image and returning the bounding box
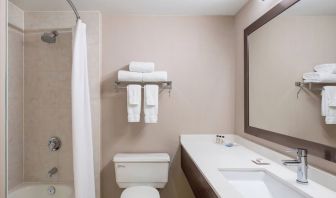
[48,185,56,195]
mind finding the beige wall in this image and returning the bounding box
[7,2,24,190]
[101,16,236,198]
[0,0,7,196]
[249,15,336,147]
[234,0,336,174]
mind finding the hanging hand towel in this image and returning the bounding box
[127,85,142,122]
[144,85,159,123]
[129,61,155,73]
[142,71,168,82]
[323,86,336,124]
[118,70,143,82]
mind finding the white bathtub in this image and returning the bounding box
[8,183,74,198]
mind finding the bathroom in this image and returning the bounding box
[0,0,336,197]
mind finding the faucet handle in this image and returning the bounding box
[285,148,307,157]
[297,148,308,157]
[285,148,298,153]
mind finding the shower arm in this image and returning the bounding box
[65,0,81,22]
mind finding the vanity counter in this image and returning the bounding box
[180,134,336,198]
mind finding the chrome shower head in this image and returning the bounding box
[41,31,59,43]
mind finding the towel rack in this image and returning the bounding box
[295,81,336,98]
[114,80,172,95]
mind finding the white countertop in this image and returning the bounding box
[180,134,336,198]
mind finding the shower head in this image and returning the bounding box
[41,31,59,43]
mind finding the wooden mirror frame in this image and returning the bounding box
[244,0,336,163]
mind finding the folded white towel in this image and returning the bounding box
[314,63,336,74]
[129,61,155,73]
[142,71,168,82]
[303,72,336,83]
[144,85,159,123]
[118,70,142,82]
[322,86,336,124]
[127,85,142,122]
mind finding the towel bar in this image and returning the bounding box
[114,80,172,95]
[295,81,336,98]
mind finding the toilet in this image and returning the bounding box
[113,153,170,198]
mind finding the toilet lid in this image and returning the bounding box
[121,186,160,198]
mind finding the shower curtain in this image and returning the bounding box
[72,20,96,198]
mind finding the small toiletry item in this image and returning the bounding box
[220,135,225,144]
[252,158,270,165]
[215,135,225,144]
[215,135,220,144]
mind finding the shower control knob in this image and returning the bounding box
[48,137,61,151]
[47,186,56,195]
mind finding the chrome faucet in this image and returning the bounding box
[282,148,308,184]
[48,167,58,178]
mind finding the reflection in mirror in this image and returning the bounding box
[248,0,336,148]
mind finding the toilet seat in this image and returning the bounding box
[121,186,160,198]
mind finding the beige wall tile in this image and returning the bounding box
[23,31,73,182]
[8,2,24,30]
[7,27,24,189]
[1,0,7,196]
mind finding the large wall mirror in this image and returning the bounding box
[245,0,336,163]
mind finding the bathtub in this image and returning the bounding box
[8,183,74,198]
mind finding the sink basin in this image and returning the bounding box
[220,169,311,198]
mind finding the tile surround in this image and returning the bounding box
[23,12,101,197]
[7,2,24,190]
[6,8,101,196]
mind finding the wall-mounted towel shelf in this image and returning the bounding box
[115,81,172,94]
[295,81,336,98]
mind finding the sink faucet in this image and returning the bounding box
[48,167,58,178]
[282,148,308,184]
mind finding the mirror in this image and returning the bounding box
[245,0,336,162]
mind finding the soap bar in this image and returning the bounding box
[252,158,270,165]
[225,143,234,147]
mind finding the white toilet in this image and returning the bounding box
[113,153,170,198]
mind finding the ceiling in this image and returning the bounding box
[9,0,248,15]
[285,0,336,16]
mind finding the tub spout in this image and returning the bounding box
[48,167,58,178]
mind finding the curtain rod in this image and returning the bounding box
[65,0,81,21]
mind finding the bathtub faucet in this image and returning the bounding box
[48,167,58,178]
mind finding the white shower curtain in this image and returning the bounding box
[72,20,96,198]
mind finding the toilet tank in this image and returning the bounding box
[113,153,170,188]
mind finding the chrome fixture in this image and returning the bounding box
[48,137,61,151]
[48,167,58,178]
[41,31,58,43]
[65,0,81,21]
[295,81,336,98]
[114,80,172,96]
[47,185,56,195]
[282,148,308,184]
